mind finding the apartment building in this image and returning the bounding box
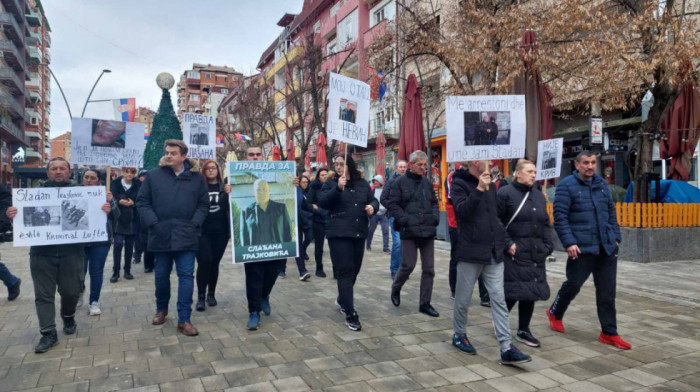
[49,131,69,161]
[176,63,242,118]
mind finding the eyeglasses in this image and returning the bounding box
[205,167,218,171]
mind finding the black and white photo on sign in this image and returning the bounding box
[12,186,109,247]
[326,72,370,148]
[535,137,564,180]
[71,118,145,167]
[189,123,210,146]
[446,95,526,162]
[61,200,89,231]
[182,113,215,159]
[463,111,511,146]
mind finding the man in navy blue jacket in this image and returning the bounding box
[546,151,631,350]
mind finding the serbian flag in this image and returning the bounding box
[112,98,136,122]
[216,135,224,148]
[234,133,252,142]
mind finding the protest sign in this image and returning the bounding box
[326,72,370,148]
[535,138,563,180]
[183,113,216,159]
[71,118,145,167]
[12,186,108,247]
[445,95,526,162]
[228,161,298,264]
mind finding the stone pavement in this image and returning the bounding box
[1,239,699,392]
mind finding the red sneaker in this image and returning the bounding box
[598,333,632,350]
[546,308,564,333]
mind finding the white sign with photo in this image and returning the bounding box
[71,118,145,167]
[12,186,108,247]
[535,138,563,180]
[326,72,370,148]
[183,113,216,159]
[445,95,526,162]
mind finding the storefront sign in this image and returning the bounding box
[590,116,603,145]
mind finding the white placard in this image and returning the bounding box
[71,118,145,167]
[183,113,216,159]
[12,186,108,246]
[535,138,563,180]
[326,72,370,148]
[445,95,526,162]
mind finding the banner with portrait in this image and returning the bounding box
[326,72,370,148]
[182,113,216,159]
[227,161,298,264]
[71,118,145,167]
[445,95,526,162]
[12,186,108,247]
[536,138,563,180]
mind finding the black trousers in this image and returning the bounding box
[312,221,326,272]
[506,299,535,332]
[113,234,134,274]
[244,259,285,313]
[196,233,229,296]
[550,249,618,336]
[328,238,364,313]
[282,226,313,274]
[144,250,154,270]
[448,228,487,299]
[30,252,84,333]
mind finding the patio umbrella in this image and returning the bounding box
[376,132,387,176]
[286,138,295,162]
[511,30,553,161]
[271,145,281,161]
[660,82,700,181]
[316,133,327,167]
[304,149,312,170]
[399,74,425,161]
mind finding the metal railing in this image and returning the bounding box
[369,118,399,139]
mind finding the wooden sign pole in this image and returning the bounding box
[484,160,490,191]
[105,167,111,193]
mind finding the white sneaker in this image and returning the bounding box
[77,291,84,308]
[88,302,102,316]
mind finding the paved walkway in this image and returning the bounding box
[1,239,699,392]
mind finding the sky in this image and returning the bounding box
[43,0,305,138]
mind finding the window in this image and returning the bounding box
[330,2,341,17]
[233,76,239,81]
[313,21,321,33]
[337,9,358,47]
[327,40,337,55]
[374,8,385,25]
[31,117,38,125]
[371,1,396,27]
[205,73,211,78]
[187,71,200,79]
[276,100,286,119]
[189,94,200,102]
[274,70,285,90]
[221,88,229,94]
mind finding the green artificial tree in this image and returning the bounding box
[143,73,182,170]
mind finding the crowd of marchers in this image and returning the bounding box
[0,140,631,366]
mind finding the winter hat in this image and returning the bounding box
[373,175,385,185]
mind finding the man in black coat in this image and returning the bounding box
[449,160,531,365]
[0,183,21,302]
[136,140,209,337]
[240,179,292,246]
[385,151,439,317]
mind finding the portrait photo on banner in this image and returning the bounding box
[227,161,299,264]
[535,137,564,181]
[445,95,526,162]
[182,113,216,159]
[326,72,370,148]
[71,117,145,167]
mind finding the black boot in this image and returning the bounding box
[63,317,77,335]
[207,293,217,307]
[7,278,21,301]
[35,330,58,353]
[110,273,119,283]
[196,295,206,311]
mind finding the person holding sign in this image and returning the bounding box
[136,140,209,337]
[449,160,532,365]
[110,167,141,283]
[497,160,553,348]
[318,155,379,331]
[546,151,630,350]
[6,158,112,353]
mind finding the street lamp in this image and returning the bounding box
[39,63,72,119]
[80,69,112,117]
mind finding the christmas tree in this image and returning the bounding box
[143,73,182,170]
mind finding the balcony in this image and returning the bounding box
[0,66,24,94]
[368,118,399,141]
[25,130,41,139]
[44,32,51,48]
[0,94,24,119]
[26,147,42,160]
[0,12,25,46]
[44,50,50,64]
[25,89,41,105]
[186,77,201,86]
[26,9,41,27]
[0,40,25,71]
[265,45,304,79]
[0,0,23,17]
[0,115,28,144]
[320,15,337,39]
[364,18,388,49]
[336,0,359,23]
[27,45,41,65]
[28,30,41,45]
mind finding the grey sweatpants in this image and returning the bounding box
[453,261,512,351]
[30,253,84,333]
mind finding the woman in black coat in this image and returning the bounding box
[110,167,141,282]
[318,155,379,332]
[497,159,553,348]
[308,168,329,277]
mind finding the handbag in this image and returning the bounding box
[505,191,529,230]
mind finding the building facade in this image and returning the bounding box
[49,131,68,161]
[176,63,242,118]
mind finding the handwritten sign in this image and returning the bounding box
[326,72,370,148]
[12,186,108,247]
[71,118,145,167]
[183,113,216,159]
[536,138,563,180]
[445,95,526,162]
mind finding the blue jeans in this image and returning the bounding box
[84,245,110,303]
[0,262,19,288]
[154,251,195,323]
[389,217,402,274]
[367,214,390,250]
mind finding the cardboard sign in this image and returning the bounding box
[326,72,370,148]
[228,161,298,264]
[71,118,145,167]
[183,113,216,159]
[445,95,526,162]
[536,138,563,180]
[12,186,108,247]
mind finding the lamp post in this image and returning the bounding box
[80,69,112,117]
[39,63,72,119]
